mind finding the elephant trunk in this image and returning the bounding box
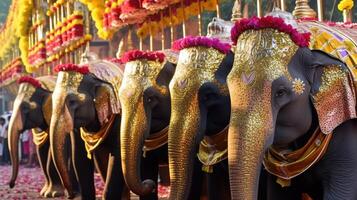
[8,105,23,188]
[168,94,200,200]
[49,100,75,198]
[227,83,274,200]
[120,99,155,196]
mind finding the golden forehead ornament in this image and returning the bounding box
[233,29,298,88]
[123,59,167,95]
[174,46,227,94]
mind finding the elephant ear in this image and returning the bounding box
[310,50,357,134]
[94,82,120,126]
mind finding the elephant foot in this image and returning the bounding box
[44,184,64,198]
[40,183,48,196]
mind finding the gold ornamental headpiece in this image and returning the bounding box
[230,16,311,47]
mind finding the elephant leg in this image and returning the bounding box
[207,163,231,200]
[36,142,50,197]
[45,148,65,198]
[93,146,109,182]
[94,146,126,200]
[139,153,159,200]
[70,130,95,200]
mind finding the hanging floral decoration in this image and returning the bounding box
[103,0,126,32]
[79,0,114,40]
[0,1,19,60]
[136,0,218,38]
[0,58,24,86]
[45,10,92,62]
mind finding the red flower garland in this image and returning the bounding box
[54,63,90,74]
[121,50,166,63]
[172,36,231,54]
[231,16,311,47]
[17,76,42,88]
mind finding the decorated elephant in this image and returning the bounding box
[8,75,77,197]
[119,49,199,200]
[227,11,357,200]
[49,57,128,199]
[167,35,234,200]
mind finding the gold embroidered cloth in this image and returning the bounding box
[86,60,123,123]
[80,115,115,159]
[263,128,332,187]
[299,20,357,84]
[197,126,228,173]
[142,126,169,157]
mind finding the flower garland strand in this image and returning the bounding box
[54,63,90,74]
[17,76,42,88]
[121,50,166,63]
[79,0,114,39]
[230,16,311,47]
[172,36,231,54]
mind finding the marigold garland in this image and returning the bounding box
[338,0,354,11]
[79,0,114,39]
[136,0,217,39]
[0,58,24,85]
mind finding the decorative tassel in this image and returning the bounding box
[276,177,291,187]
[202,165,213,173]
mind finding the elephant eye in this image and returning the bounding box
[275,89,288,97]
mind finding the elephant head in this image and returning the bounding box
[8,76,55,188]
[168,36,233,200]
[119,50,176,196]
[228,14,356,199]
[50,61,122,197]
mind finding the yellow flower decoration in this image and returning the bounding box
[292,78,306,95]
[338,0,354,11]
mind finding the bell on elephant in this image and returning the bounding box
[119,49,176,199]
[228,13,357,200]
[50,60,128,199]
[8,75,78,198]
[168,35,233,200]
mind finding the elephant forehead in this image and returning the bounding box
[55,71,84,92]
[17,83,36,101]
[124,60,163,79]
[232,29,298,86]
[122,60,167,94]
[175,47,225,81]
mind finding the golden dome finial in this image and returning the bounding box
[292,0,317,19]
[231,0,242,22]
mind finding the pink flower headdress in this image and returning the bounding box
[172,36,231,54]
[231,16,311,47]
[54,63,90,74]
[121,50,166,63]
[17,76,42,88]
